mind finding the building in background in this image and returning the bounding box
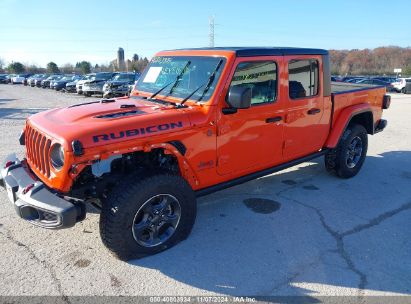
[117,47,125,71]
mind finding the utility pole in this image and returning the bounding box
[209,16,215,48]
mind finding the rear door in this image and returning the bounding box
[283,56,329,160]
[216,56,285,175]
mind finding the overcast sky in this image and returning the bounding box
[1,0,410,67]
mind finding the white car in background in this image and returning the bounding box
[393,78,411,93]
[76,73,95,94]
[11,74,29,84]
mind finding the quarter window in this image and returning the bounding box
[229,61,277,105]
[288,59,319,99]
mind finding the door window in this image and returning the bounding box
[288,59,319,99]
[229,61,277,105]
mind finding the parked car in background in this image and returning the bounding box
[331,76,342,82]
[373,76,397,83]
[41,75,61,88]
[345,77,366,83]
[341,76,363,82]
[404,79,411,94]
[53,75,82,91]
[24,76,31,86]
[82,72,118,97]
[50,75,67,90]
[35,74,49,87]
[0,74,9,84]
[26,75,36,86]
[65,76,84,93]
[357,78,394,91]
[27,74,45,87]
[5,74,16,84]
[11,74,32,84]
[392,78,410,93]
[76,73,95,94]
[102,72,140,98]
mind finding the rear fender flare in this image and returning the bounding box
[325,104,373,149]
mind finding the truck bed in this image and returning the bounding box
[329,82,386,133]
[331,82,384,94]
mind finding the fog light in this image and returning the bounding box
[20,206,40,221]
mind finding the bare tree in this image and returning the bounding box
[330,46,411,76]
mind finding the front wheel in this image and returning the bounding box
[325,124,368,178]
[100,174,197,260]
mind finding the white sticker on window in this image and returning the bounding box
[143,67,162,83]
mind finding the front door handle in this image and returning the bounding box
[266,116,282,123]
[307,108,321,115]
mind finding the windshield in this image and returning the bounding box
[136,56,226,102]
[95,73,113,80]
[85,74,95,80]
[112,73,135,81]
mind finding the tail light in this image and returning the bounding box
[383,95,391,109]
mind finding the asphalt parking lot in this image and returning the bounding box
[0,85,410,300]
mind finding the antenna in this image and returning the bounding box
[209,16,215,47]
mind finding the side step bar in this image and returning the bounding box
[196,150,328,197]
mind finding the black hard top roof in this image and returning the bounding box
[169,47,328,57]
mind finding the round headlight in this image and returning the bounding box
[50,144,65,170]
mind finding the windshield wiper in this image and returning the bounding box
[149,60,191,100]
[179,59,223,106]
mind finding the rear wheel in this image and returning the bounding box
[325,124,368,178]
[100,174,196,260]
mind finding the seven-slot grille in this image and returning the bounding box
[25,124,52,178]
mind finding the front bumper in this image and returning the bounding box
[0,154,84,229]
[103,86,129,97]
[83,85,104,94]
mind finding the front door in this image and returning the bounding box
[216,57,285,175]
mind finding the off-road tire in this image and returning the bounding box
[100,174,197,261]
[325,124,368,178]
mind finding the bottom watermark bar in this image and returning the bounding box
[0,296,410,304]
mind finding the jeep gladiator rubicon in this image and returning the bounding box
[0,47,390,260]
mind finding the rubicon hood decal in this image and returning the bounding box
[93,121,184,143]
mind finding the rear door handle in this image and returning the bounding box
[307,108,321,115]
[266,116,282,123]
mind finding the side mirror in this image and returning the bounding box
[226,86,252,109]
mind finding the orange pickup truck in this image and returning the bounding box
[0,47,390,260]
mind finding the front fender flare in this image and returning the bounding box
[148,143,199,188]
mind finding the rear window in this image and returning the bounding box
[289,59,319,99]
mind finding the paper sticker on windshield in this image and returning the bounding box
[143,67,162,83]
